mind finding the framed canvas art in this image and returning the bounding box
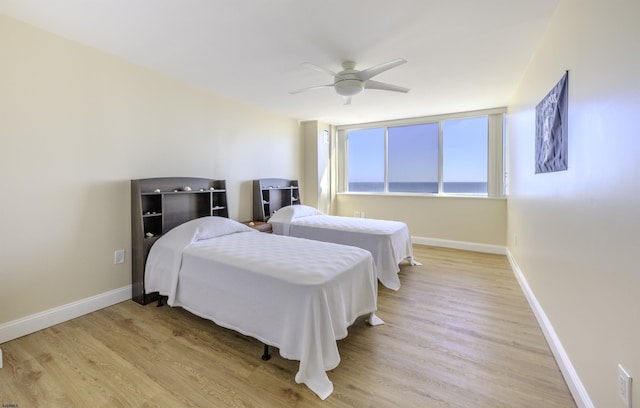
[535,71,568,173]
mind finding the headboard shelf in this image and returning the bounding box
[131,177,228,305]
[252,178,300,222]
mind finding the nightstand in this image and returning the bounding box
[241,221,272,233]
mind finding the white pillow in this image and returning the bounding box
[145,217,254,305]
[192,216,255,240]
[161,216,254,244]
[269,205,323,224]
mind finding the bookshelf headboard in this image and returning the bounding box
[130,177,228,305]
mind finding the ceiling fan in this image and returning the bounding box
[290,58,410,105]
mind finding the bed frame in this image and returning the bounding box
[131,177,276,360]
[132,178,386,395]
[131,177,228,305]
[252,178,300,221]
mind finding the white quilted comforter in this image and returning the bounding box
[269,206,413,290]
[145,217,378,399]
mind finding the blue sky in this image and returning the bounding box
[348,116,488,183]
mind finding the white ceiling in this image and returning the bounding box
[0,0,559,125]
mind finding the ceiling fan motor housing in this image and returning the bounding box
[334,77,365,96]
[291,59,408,100]
[334,65,364,96]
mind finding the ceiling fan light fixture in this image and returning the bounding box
[291,59,408,102]
[334,79,364,96]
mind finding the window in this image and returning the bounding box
[388,123,439,193]
[442,116,488,194]
[347,128,384,192]
[338,109,504,197]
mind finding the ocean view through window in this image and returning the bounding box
[348,181,488,193]
[339,109,504,197]
[443,116,488,194]
[388,123,439,193]
[347,128,385,192]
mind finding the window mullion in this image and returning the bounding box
[487,113,504,198]
[340,129,347,194]
[438,121,443,194]
[384,127,389,192]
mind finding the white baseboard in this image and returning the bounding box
[412,236,507,255]
[0,285,131,344]
[506,250,593,408]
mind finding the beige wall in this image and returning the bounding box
[507,1,640,406]
[335,194,507,247]
[0,15,300,324]
[301,121,331,213]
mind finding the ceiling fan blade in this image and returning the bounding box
[364,80,410,93]
[342,96,352,105]
[289,84,334,94]
[357,58,407,81]
[301,62,339,78]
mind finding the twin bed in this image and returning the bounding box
[132,177,415,399]
[144,216,379,399]
[268,204,418,290]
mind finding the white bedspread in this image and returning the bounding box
[270,206,413,290]
[144,217,377,399]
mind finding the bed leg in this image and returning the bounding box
[156,295,165,307]
[409,257,422,266]
[367,312,385,326]
[261,344,271,361]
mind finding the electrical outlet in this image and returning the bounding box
[618,364,632,408]
[354,211,361,218]
[514,235,518,245]
[114,249,125,264]
[360,211,365,218]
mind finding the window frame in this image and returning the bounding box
[336,108,506,198]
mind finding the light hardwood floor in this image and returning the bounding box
[0,245,576,407]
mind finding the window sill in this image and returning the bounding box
[337,191,506,200]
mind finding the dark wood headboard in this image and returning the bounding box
[252,178,300,221]
[131,177,228,305]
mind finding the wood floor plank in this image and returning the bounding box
[0,245,576,407]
